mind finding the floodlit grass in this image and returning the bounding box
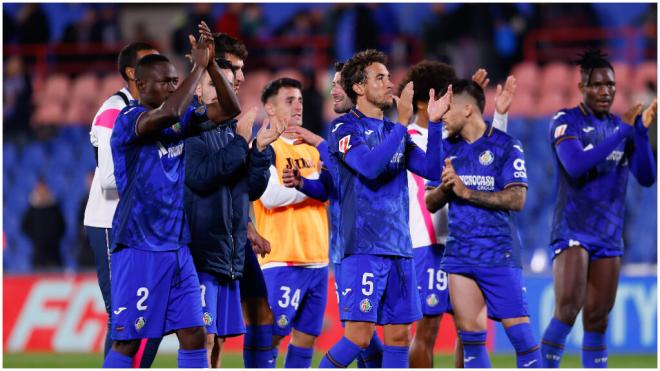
[3,352,657,368]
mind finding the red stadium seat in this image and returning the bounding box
[71,74,100,105]
[511,61,539,96]
[32,101,65,125]
[536,91,570,117]
[632,61,657,92]
[540,62,571,95]
[35,74,71,105]
[508,91,536,117]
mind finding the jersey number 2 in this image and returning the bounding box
[137,287,149,311]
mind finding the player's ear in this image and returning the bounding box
[136,78,145,92]
[126,66,136,81]
[352,82,365,98]
[264,101,275,116]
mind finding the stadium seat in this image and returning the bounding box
[511,61,539,95]
[32,101,66,126]
[540,62,572,95]
[536,91,570,117]
[632,61,657,92]
[71,74,100,105]
[36,74,71,105]
[508,91,536,117]
[98,74,126,105]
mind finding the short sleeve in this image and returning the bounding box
[113,105,148,146]
[329,120,365,159]
[499,139,528,189]
[549,110,579,147]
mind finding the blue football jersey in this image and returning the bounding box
[328,109,423,258]
[441,124,528,268]
[321,121,343,265]
[548,104,633,252]
[111,101,205,252]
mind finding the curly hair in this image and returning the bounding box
[397,60,458,113]
[340,49,387,103]
[575,49,613,84]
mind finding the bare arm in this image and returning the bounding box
[461,186,527,211]
[425,185,451,213]
[136,31,210,137]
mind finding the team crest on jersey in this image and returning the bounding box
[203,312,213,326]
[338,135,352,154]
[426,294,439,307]
[359,298,373,313]
[479,150,494,166]
[135,317,146,331]
[277,314,289,328]
[171,122,182,133]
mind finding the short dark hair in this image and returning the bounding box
[575,49,614,84]
[261,77,302,103]
[213,32,248,60]
[398,60,458,113]
[334,61,345,73]
[341,49,387,103]
[117,42,156,82]
[451,79,485,114]
[135,54,171,81]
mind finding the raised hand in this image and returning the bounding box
[284,125,324,147]
[282,164,303,189]
[197,21,215,65]
[256,114,289,151]
[642,98,657,129]
[472,68,490,90]
[236,107,257,143]
[622,103,643,126]
[494,75,517,114]
[393,81,414,126]
[188,33,210,68]
[428,85,453,122]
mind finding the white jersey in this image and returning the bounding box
[407,112,508,248]
[407,123,448,248]
[83,87,133,228]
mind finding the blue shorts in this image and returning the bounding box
[239,243,268,300]
[414,244,451,316]
[339,254,422,325]
[110,246,204,340]
[442,265,529,321]
[199,272,246,337]
[550,239,623,261]
[263,266,328,337]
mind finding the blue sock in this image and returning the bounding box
[361,331,383,368]
[541,318,572,368]
[284,344,313,368]
[244,325,275,368]
[505,323,542,368]
[382,345,409,368]
[582,331,608,368]
[102,349,132,368]
[459,330,491,368]
[319,336,362,368]
[177,348,208,368]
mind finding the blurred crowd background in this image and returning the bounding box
[3,3,657,274]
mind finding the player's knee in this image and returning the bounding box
[178,326,207,350]
[555,302,582,323]
[205,334,216,351]
[415,317,440,344]
[583,309,610,333]
[384,326,412,347]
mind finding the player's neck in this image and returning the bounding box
[460,119,487,143]
[415,111,429,129]
[127,81,139,102]
[355,101,384,120]
[281,124,302,140]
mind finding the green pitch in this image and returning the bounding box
[3,352,657,368]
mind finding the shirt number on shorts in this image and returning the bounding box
[361,272,374,296]
[278,286,301,310]
[426,268,447,291]
[136,287,149,311]
[200,284,207,308]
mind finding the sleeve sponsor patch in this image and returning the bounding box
[338,135,351,154]
[554,124,568,139]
